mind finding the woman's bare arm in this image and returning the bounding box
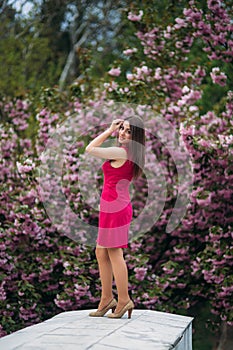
[85,119,127,160]
[86,145,127,160]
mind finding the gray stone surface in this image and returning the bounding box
[0,309,193,350]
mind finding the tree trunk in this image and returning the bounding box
[215,322,233,350]
[59,20,90,91]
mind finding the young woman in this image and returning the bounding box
[85,115,145,319]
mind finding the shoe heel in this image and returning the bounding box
[112,306,116,312]
[128,308,133,319]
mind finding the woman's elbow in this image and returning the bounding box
[85,145,92,153]
[85,145,96,155]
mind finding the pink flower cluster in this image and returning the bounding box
[210,67,227,86]
[123,48,138,56]
[108,67,121,77]
[183,1,233,62]
[127,10,143,22]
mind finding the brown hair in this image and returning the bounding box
[117,115,145,180]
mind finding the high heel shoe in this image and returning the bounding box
[107,300,134,319]
[89,298,117,317]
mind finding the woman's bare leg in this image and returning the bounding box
[95,245,114,309]
[107,248,130,313]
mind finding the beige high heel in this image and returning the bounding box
[107,300,134,319]
[89,298,117,317]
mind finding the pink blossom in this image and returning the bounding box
[210,67,227,86]
[135,65,152,80]
[179,124,195,137]
[54,298,73,310]
[126,73,134,81]
[162,266,174,274]
[154,67,162,80]
[16,162,34,174]
[208,0,223,11]
[123,48,138,56]
[128,10,143,22]
[174,17,187,29]
[0,282,6,301]
[108,67,121,77]
[134,267,147,281]
[198,139,211,147]
[196,194,212,206]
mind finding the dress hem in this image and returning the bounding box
[96,240,128,248]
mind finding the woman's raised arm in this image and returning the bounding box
[85,119,127,160]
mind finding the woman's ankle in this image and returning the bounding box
[100,295,114,303]
[117,297,130,304]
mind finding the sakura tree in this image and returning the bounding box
[0,0,232,343]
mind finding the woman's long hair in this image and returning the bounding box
[117,115,145,180]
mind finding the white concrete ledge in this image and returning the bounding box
[0,309,193,350]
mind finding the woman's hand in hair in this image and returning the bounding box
[108,119,124,133]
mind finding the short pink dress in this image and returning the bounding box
[97,147,134,248]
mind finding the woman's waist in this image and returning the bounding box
[101,191,130,201]
[99,196,132,213]
[104,178,131,190]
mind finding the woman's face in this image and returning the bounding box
[118,120,132,145]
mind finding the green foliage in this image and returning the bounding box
[0,0,136,97]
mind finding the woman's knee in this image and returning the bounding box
[95,246,109,262]
[107,248,123,261]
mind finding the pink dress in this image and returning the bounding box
[97,147,134,248]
